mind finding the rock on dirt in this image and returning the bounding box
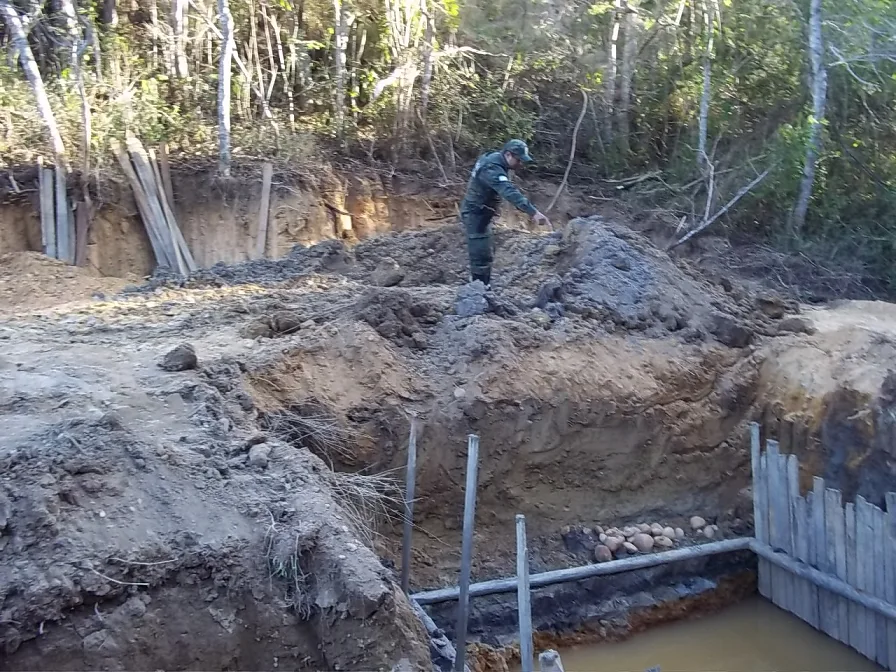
[455,281,489,318]
[631,533,655,553]
[690,516,707,530]
[777,316,817,335]
[594,545,613,563]
[159,343,199,371]
[707,313,753,348]
[371,257,405,287]
[248,442,272,468]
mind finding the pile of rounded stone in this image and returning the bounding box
[590,516,720,563]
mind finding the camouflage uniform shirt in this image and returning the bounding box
[460,151,538,218]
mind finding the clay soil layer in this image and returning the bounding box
[1,215,894,670]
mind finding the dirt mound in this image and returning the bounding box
[0,324,429,669]
[0,252,134,316]
[0,215,837,669]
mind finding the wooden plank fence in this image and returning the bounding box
[751,421,896,670]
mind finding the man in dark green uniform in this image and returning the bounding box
[460,139,552,286]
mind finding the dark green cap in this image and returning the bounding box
[503,139,534,163]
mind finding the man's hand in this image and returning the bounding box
[532,210,553,230]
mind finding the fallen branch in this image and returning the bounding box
[666,164,773,251]
[546,89,588,214]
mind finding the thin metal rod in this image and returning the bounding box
[517,514,534,672]
[750,540,896,621]
[400,416,418,594]
[454,434,480,672]
[413,537,752,605]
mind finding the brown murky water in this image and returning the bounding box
[523,597,879,671]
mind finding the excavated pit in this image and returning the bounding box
[1,211,894,670]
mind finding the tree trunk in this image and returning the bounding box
[697,0,714,168]
[618,4,640,154]
[0,0,67,165]
[217,0,234,177]
[100,0,117,26]
[172,0,189,77]
[58,0,80,71]
[419,0,435,119]
[332,0,350,139]
[603,0,622,145]
[791,0,828,232]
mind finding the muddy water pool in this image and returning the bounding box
[521,597,878,671]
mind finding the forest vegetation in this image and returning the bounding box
[0,0,894,293]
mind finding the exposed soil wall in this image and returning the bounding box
[0,165,585,278]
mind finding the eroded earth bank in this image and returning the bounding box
[1,214,894,670]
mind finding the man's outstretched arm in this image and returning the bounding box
[480,165,553,228]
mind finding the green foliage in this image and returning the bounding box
[1,0,895,293]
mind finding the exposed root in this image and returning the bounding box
[326,470,405,546]
[262,403,365,465]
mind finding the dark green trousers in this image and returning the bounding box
[461,211,494,285]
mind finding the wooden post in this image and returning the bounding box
[54,164,74,264]
[454,434,480,672]
[126,138,179,269]
[516,514,534,672]
[400,416,418,595]
[885,492,896,671]
[158,142,176,213]
[113,141,172,268]
[148,146,196,273]
[255,162,273,259]
[412,538,752,605]
[872,506,888,669]
[74,202,90,266]
[38,159,56,259]
[751,422,771,599]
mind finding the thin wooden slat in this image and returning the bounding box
[779,418,794,454]
[814,477,837,638]
[827,488,849,644]
[54,164,74,264]
[873,506,889,669]
[74,201,90,267]
[856,496,876,660]
[823,488,844,643]
[255,162,274,259]
[126,139,179,269]
[38,160,56,259]
[885,493,896,671]
[778,452,796,615]
[787,455,809,623]
[148,147,197,273]
[845,502,860,652]
[266,197,279,258]
[751,424,771,600]
[806,490,820,628]
[767,441,787,608]
[113,141,173,268]
[158,142,176,213]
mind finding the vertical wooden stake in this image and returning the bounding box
[400,416,418,595]
[158,142,176,212]
[38,158,57,259]
[516,514,533,672]
[255,162,273,259]
[54,164,73,264]
[454,434,480,672]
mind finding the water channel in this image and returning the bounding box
[520,596,879,671]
